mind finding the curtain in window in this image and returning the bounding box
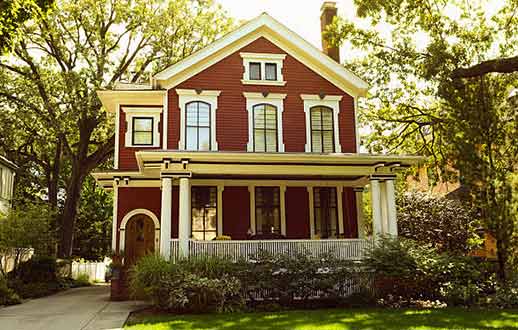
[191,186,217,240]
[313,187,338,238]
[255,187,280,234]
[186,101,211,151]
[310,106,334,153]
[253,103,278,152]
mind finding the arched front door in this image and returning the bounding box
[124,214,155,266]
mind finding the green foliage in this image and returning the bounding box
[74,273,91,287]
[366,237,490,306]
[0,276,21,305]
[15,255,57,283]
[327,0,518,279]
[0,0,234,257]
[397,192,480,253]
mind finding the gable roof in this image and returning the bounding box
[154,13,369,97]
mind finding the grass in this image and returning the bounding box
[125,307,518,330]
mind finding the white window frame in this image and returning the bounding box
[301,94,343,153]
[243,92,286,152]
[176,89,220,151]
[240,52,286,86]
[123,107,162,148]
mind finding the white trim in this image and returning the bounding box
[154,13,368,96]
[176,89,220,151]
[178,177,191,257]
[301,94,342,153]
[111,185,118,251]
[217,185,224,236]
[354,188,365,238]
[248,185,256,235]
[160,177,173,258]
[280,185,287,236]
[114,104,120,168]
[380,181,388,234]
[119,208,161,254]
[163,92,168,150]
[122,107,163,148]
[241,52,286,86]
[243,92,287,152]
[385,179,398,236]
[354,97,360,153]
[336,186,344,235]
[370,179,382,238]
[307,187,315,239]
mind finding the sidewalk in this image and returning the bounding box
[0,285,146,330]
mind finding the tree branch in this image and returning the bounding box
[451,55,518,78]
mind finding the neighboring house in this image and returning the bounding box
[0,155,17,215]
[93,2,421,264]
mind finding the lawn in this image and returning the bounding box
[125,308,518,330]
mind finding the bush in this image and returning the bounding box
[14,256,57,283]
[74,273,91,287]
[366,237,488,306]
[397,192,480,253]
[130,252,373,313]
[0,277,21,306]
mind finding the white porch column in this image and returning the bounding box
[280,185,287,236]
[307,187,315,239]
[178,177,191,257]
[112,183,118,252]
[217,185,224,237]
[248,186,256,235]
[160,177,173,259]
[354,188,365,238]
[336,186,344,236]
[370,178,383,238]
[380,181,388,234]
[385,178,398,236]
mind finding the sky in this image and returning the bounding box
[215,0,357,51]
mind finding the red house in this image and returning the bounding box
[93,3,420,264]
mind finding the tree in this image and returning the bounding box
[0,0,53,52]
[0,0,234,257]
[327,0,518,279]
[397,192,479,253]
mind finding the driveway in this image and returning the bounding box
[0,285,145,330]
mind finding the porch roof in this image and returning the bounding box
[92,151,423,190]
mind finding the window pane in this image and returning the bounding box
[254,106,265,128]
[254,129,265,151]
[313,187,338,239]
[186,127,198,150]
[322,110,333,130]
[312,131,322,152]
[322,131,334,153]
[255,187,280,234]
[191,187,217,241]
[198,104,210,126]
[265,63,277,80]
[265,130,277,152]
[311,110,322,128]
[133,132,152,145]
[186,104,198,126]
[198,127,210,151]
[134,118,152,131]
[249,62,261,80]
[265,109,277,129]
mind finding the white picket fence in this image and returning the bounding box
[170,239,372,261]
[70,261,108,282]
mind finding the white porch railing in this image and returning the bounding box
[170,238,372,261]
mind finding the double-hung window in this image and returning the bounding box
[313,187,338,238]
[185,101,211,151]
[131,117,154,146]
[191,186,217,240]
[310,106,335,152]
[253,104,278,152]
[241,53,286,86]
[255,187,281,234]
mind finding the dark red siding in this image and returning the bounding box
[222,187,250,239]
[285,187,310,239]
[342,187,358,238]
[171,186,179,238]
[118,109,163,170]
[117,187,161,250]
[167,37,356,153]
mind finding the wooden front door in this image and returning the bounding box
[125,214,155,266]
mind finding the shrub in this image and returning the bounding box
[366,237,487,306]
[397,192,480,253]
[0,276,21,306]
[15,255,57,283]
[74,273,91,287]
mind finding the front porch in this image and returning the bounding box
[93,151,421,261]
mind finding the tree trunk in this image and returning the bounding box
[58,164,86,257]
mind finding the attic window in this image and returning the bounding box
[241,52,286,86]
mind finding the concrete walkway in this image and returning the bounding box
[0,285,146,330]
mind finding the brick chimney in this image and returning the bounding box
[320,1,340,63]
